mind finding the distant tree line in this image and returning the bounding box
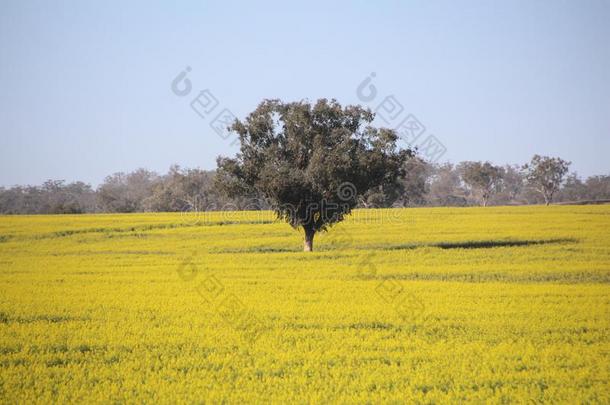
[0,156,608,214]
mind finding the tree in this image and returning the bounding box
[215,99,411,251]
[427,163,467,206]
[496,164,524,204]
[146,165,215,212]
[38,180,97,214]
[522,155,570,205]
[397,156,431,207]
[557,173,587,202]
[0,181,96,214]
[459,161,504,206]
[584,175,610,201]
[97,169,159,212]
[358,177,405,208]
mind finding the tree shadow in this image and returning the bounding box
[382,238,578,251]
[433,238,578,249]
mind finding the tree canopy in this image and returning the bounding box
[215,98,411,251]
[523,155,571,205]
[459,161,504,206]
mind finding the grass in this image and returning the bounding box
[0,205,608,403]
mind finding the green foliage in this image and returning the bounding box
[215,99,411,246]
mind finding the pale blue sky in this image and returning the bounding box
[1,0,609,186]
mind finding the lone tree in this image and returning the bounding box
[522,155,570,205]
[215,99,411,251]
[459,161,504,206]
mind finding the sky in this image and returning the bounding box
[1,0,609,187]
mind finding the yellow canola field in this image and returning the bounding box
[0,205,609,403]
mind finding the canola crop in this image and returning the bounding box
[0,206,609,403]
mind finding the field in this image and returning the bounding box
[0,206,609,403]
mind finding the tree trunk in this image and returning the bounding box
[303,228,315,252]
